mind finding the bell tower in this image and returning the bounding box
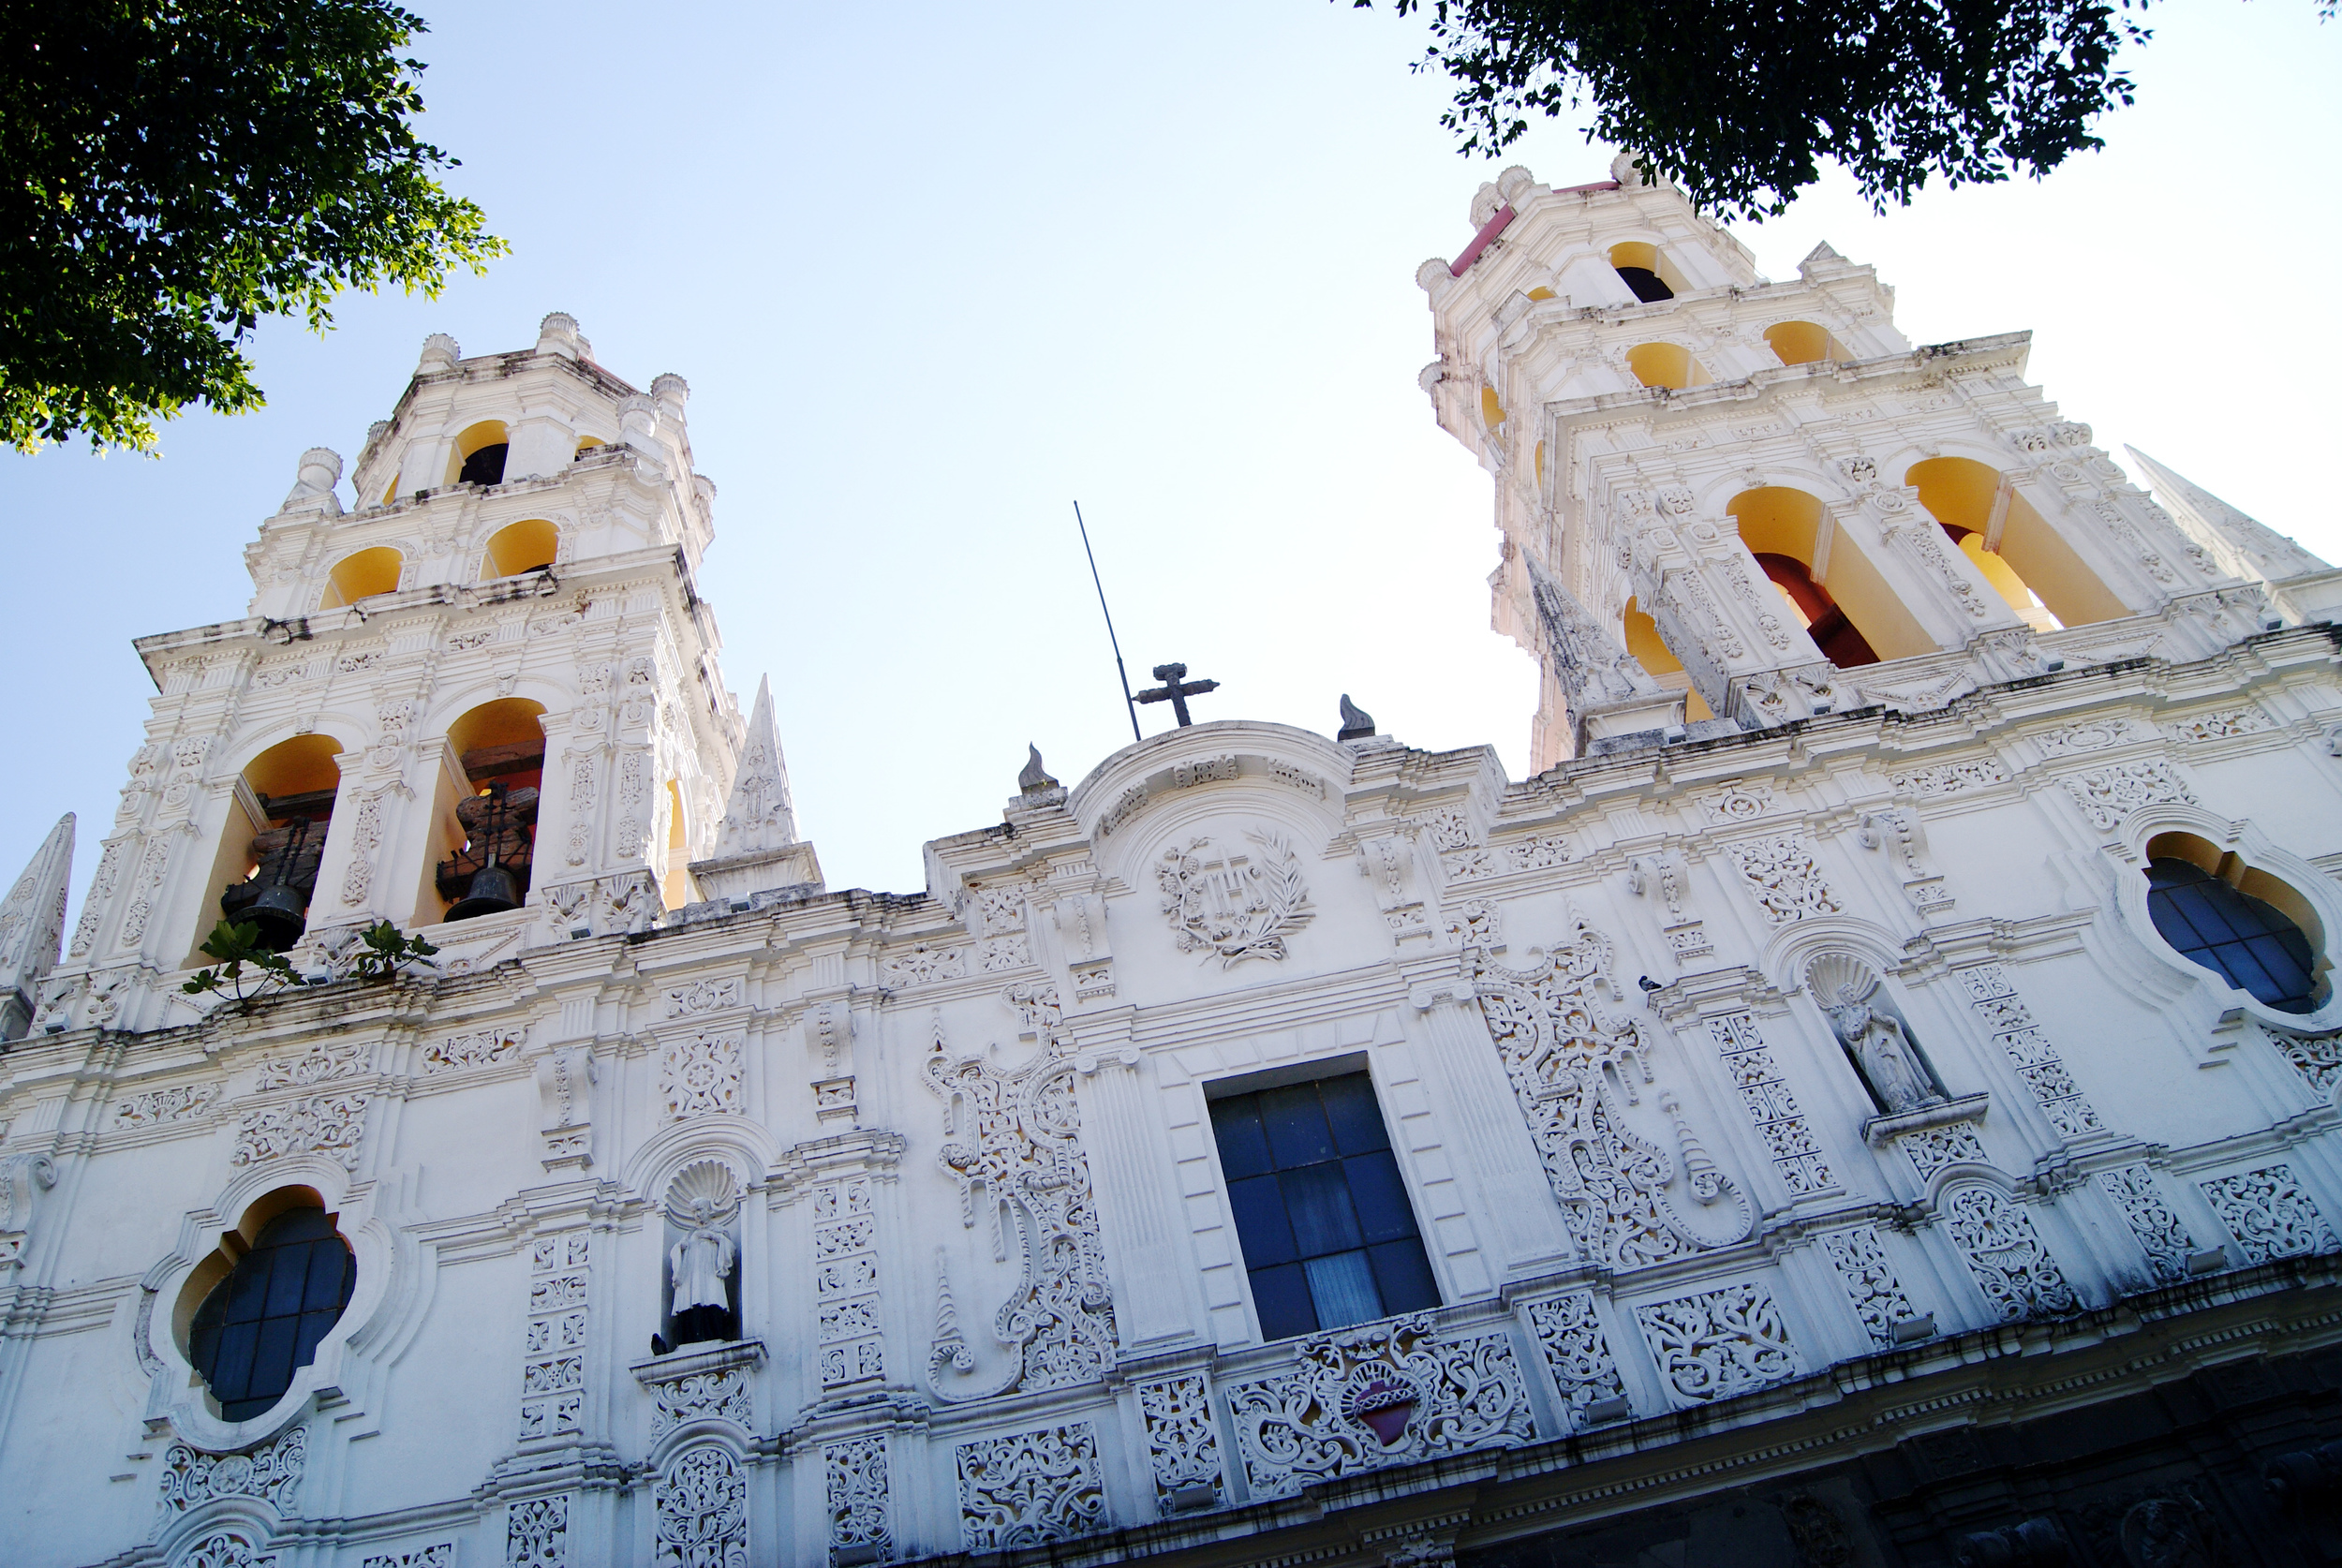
[1420,157,2342,770]
[33,315,819,1034]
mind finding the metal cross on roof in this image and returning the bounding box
[1136,661,1219,728]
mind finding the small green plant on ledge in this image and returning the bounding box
[349,919,437,983]
[182,920,298,1011]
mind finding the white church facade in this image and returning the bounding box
[5,159,2342,1567]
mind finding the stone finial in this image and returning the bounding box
[1338,695,1376,743]
[279,447,344,516]
[618,393,660,451]
[418,333,460,372]
[1469,182,1505,228]
[1495,166,1537,204]
[0,814,73,1043]
[1416,259,1454,292]
[536,312,583,360]
[712,676,797,856]
[1017,745,1059,796]
[651,374,690,421]
[1609,150,1658,188]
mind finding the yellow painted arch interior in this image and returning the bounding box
[1626,342,1710,391]
[1622,598,1713,720]
[243,733,344,797]
[320,546,403,608]
[1907,456,2126,627]
[482,518,558,579]
[1764,320,1848,365]
[1729,486,1935,661]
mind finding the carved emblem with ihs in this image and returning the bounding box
[1157,828,1312,967]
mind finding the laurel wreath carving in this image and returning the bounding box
[1159,828,1313,967]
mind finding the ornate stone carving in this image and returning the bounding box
[1223,1314,1535,1500]
[978,934,1031,972]
[813,1176,885,1390]
[1898,1119,1987,1180]
[1440,898,1502,952]
[2035,717,2144,754]
[253,1037,371,1091]
[180,1531,279,1568]
[955,1422,1106,1551]
[653,1444,747,1568]
[2270,1030,2342,1094]
[69,839,125,955]
[1956,964,2100,1137]
[119,836,175,946]
[1702,779,1772,823]
[111,1082,221,1127]
[660,1032,743,1119]
[1632,1281,1801,1404]
[2164,707,2271,743]
[2060,759,2197,832]
[2097,1163,2196,1283]
[422,1028,523,1074]
[665,978,742,1017]
[362,1548,452,1568]
[1419,807,1475,851]
[1523,1292,1627,1429]
[520,1232,591,1440]
[1889,759,2008,798]
[1136,1373,1226,1509]
[231,1094,368,1171]
[879,943,968,986]
[1157,829,1312,966]
[2200,1163,2339,1264]
[1941,1184,2083,1319]
[1818,1225,1925,1347]
[1508,833,1572,870]
[1472,916,1751,1268]
[1727,835,1843,925]
[156,1426,305,1516]
[922,1023,1116,1399]
[1706,1013,1832,1193]
[646,1364,751,1437]
[339,790,385,906]
[506,1494,569,1568]
[825,1435,892,1561]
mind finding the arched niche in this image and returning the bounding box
[419,698,546,925]
[657,1161,745,1351]
[1907,456,2127,629]
[448,420,509,487]
[189,733,346,962]
[319,546,402,610]
[1764,320,1848,365]
[2142,830,2330,1014]
[481,518,558,580]
[1622,597,1712,719]
[1730,486,1934,665]
[1608,241,1683,302]
[1625,341,1710,391]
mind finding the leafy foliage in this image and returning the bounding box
[182,919,299,1008]
[0,0,506,451]
[1358,0,2186,217]
[348,919,437,983]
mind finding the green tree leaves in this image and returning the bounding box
[0,0,505,451]
[1360,0,2173,217]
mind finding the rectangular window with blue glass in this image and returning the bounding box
[1208,1070,1441,1340]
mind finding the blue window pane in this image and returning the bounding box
[1368,1240,1442,1314]
[1260,1084,1335,1166]
[1320,1073,1390,1154]
[1343,1152,1419,1245]
[212,1320,259,1402]
[1250,1264,1317,1341]
[1212,1101,1272,1179]
[262,1244,310,1318]
[2147,858,2320,1012]
[250,1314,299,1403]
[303,1239,348,1311]
[222,1251,272,1323]
[293,1308,338,1367]
[1224,1176,1297,1265]
[1279,1163,1364,1256]
[1304,1251,1384,1331]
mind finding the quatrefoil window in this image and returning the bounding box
[186,1201,354,1420]
[2144,834,2327,1015]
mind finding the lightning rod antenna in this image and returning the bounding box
[1075,501,1143,745]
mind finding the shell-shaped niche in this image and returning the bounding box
[664,1159,743,1227]
[1806,951,1883,1007]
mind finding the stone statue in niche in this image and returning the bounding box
[661,1161,743,1348]
[1809,954,1945,1116]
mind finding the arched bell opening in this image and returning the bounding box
[1622,598,1713,719]
[1764,320,1850,366]
[1907,456,2127,629]
[1729,486,1935,666]
[1625,341,1711,391]
[319,546,403,610]
[2143,832,2331,1014]
[174,1187,355,1423]
[661,779,695,911]
[1608,241,1683,303]
[1480,385,1506,431]
[480,518,558,580]
[193,733,346,961]
[421,699,545,925]
[449,420,509,488]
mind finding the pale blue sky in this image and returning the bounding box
[3,1,2335,910]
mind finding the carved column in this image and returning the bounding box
[1072,1037,1199,1348]
[1402,975,1578,1277]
